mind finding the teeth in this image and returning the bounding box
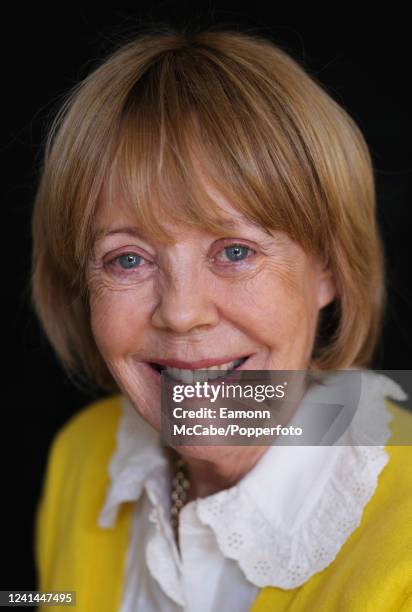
[164,358,244,383]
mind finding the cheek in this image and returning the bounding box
[225,263,315,343]
[89,289,148,357]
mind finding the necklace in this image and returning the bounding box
[169,449,191,548]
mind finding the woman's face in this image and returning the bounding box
[87,184,335,456]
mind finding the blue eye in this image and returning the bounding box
[117,253,143,269]
[222,245,252,262]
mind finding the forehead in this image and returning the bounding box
[95,178,267,242]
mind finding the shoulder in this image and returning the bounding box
[363,399,412,531]
[41,394,122,479]
[369,399,412,535]
[386,398,412,446]
[380,399,412,509]
[38,393,123,508]
[39,393,124,510]
[35,395,132,599]
[335,399,412,608]
[37,393,124,526]
[51,393,123,455]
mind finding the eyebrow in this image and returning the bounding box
[94,226,147,242]
[94,219,274,243]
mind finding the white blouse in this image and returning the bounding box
[97,370,407,612]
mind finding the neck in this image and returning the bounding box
[182,446,269,502]
[168,377,308,502]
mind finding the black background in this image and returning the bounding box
[1,3,411,595]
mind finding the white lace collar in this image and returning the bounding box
[98,370,407,589]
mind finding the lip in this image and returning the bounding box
[145,354,252,370]
[142,354,253,381]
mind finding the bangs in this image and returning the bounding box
[88,48,326,258]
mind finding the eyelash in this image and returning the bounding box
[104,243,257,278]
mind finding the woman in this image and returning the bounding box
[32,26,412,611]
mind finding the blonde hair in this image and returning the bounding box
[30,25,385,392]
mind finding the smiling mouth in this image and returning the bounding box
[147,355,250,383]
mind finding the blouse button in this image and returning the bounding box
[149,508,159,524]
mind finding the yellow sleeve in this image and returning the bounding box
[35,426,66,592]
[33,394,130,612]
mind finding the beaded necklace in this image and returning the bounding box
[168,449,191,549]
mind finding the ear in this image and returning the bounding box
[316,259,336,310]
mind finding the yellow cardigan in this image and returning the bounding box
[35,394,412,611]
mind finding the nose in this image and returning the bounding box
[151,267,219,334]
